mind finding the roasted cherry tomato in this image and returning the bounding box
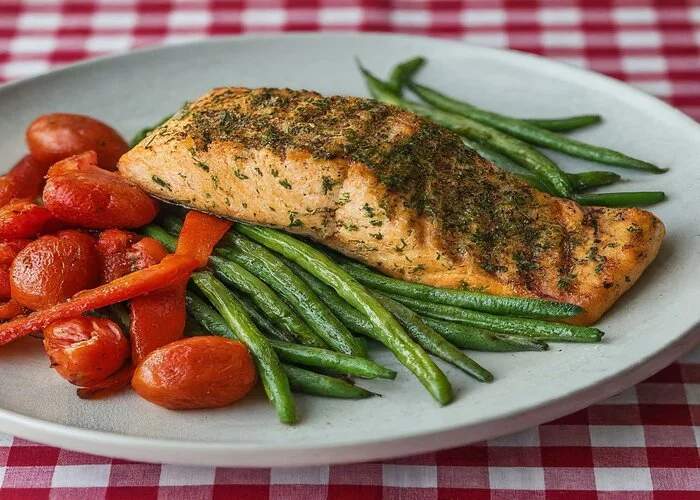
[43,316,130,387]
[43,151,159,229]
[10,230,99,310]
[0,239,31,300]
[132,336,256,410]
[26,113,128,170]
[0,155,52,207]
[0,198,59,239]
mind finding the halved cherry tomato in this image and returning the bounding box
[43,151,159,229]
[0,239,31,300]
[43,316,130,387]
[132,336,256,410]
[10,230,99,310]
[0,199,59,239]
[0,155,52,207]
[26,113,128,170]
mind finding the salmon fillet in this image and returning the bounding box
[118,87,665,325]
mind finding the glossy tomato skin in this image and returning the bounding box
[10,230,99,310]
[0,198,59,239]
[26,113,128,170]
[43,316,130,387]
[43,151,159,229]
[132,336,256,410]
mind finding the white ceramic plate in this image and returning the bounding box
[0,33,698,467]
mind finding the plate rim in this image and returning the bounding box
[0,31,699,467]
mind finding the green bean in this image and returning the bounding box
[359,64,573,197]
[523,115,601,132]
[568,171,622,192]
[236,223,453,405]
[283,365,375,399]
[335,258,581,319]
[573,191,666,208]
[423,317,548,352]
[129,113,173,148]
[372,291,493,382]
[272,343,395,380]
[409,82,667,173]
[161,217,358,354]
[191,272,296,424]
[388,56,426,94]
[186,292,395,380]
[519,171,622,193]
[387,293,603,343]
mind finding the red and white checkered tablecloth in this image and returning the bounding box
[0,1,699,498]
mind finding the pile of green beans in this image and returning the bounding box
[358,57,667,207]
[143,220,604,424]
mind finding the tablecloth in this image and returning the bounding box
[0,1,699,498]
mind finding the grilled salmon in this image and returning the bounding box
[118,87,665,325]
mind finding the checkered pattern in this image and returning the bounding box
[0,0,699,497]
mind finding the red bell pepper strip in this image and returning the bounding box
[0,254,198,346]
[176,211,232,268]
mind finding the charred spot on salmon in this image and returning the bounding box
[183,88,557,272]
